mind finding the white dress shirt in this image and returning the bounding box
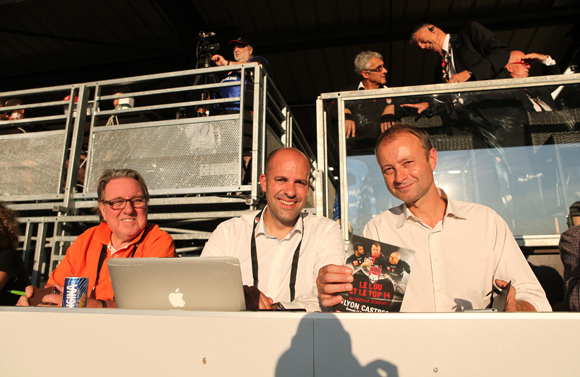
[201,208,345,312]
[363,190,551,312]
[442,34,458,77]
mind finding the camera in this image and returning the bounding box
[197,31,220,68]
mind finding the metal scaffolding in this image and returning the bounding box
[1,64,316,286]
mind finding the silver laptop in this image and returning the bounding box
[108,257,246,311]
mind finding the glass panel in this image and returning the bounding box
[337,82,580,237]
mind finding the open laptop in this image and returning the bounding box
[108,256,246,312]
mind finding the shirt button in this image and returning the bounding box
[437,289,441,293]
[114,255,118,258]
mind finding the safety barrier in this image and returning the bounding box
[1,64,315,285]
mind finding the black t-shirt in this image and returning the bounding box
[384,259,411,280]
[346,253,367,268]
[364,253,388,270]
[0,248,31,306]
[328,83,431,155]
[342,84,389,146]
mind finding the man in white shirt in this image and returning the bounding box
[317,124,551,312]
[202,148,345,312]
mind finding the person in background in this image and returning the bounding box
[211,37,273,183]
[559,202,580,311]
[500,50,560,112]
[111,86,132,110]
[338,51,430,149]
[4,98,25,120]
[411,23,514,149]
[0,98,8,121]
[411,22,510,83]
[0,203,31,306]
[331,51,431,225]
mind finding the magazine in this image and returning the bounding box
[334,234,415,313]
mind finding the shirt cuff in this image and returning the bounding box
[543,56,556,66]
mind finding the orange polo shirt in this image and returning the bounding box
[47,222,176,300]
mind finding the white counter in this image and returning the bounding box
[1,308,578,377]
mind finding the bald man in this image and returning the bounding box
[385,252,411,282]
[500,50,560,112]
[201,148,344,312]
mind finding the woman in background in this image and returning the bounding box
[0,202,30,305]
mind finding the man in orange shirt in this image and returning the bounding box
[18,169,176,308]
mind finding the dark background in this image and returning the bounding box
[2,0,580,146]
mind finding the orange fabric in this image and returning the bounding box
[47,222,176,300]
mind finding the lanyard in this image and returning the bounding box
[90,227,145,299]
[250,209,302,302]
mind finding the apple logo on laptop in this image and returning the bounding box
[168,288,186,308]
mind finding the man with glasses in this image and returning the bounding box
[341,51,392,145]
[336,51,429,152]
[211,37,273,110]
[18,169,176,308]
[500,50,560,112]
[463,49,562,148]
[331,51,429,225]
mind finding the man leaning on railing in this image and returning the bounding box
[211,37,273,184]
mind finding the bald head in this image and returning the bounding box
[506,50,530,78]
[264,148,310,179]
[509,50,525,64]
[259,147,311,232]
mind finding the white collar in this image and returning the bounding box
[256,206,305,241]
[357,81,387,90]
[442,34,451,54]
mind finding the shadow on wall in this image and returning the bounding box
[276,313,399,377]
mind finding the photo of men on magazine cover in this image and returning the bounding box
[336,235,415,313]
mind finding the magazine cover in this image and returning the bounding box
[334,234,415,313]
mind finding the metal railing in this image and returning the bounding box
[1,64,315,285]
[317,73,580,245]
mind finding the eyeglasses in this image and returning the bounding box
[365,65,385,72]
[510,60,530,65]
[101,197,147,210]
